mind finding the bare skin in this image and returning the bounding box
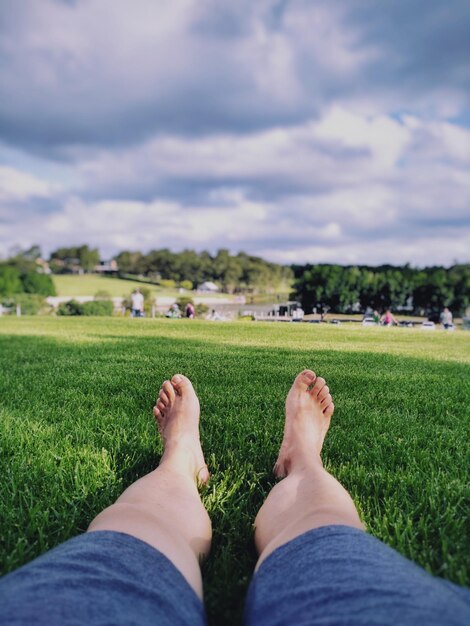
[88,374,211,599]
[154,375,210,485]
[254,369,364,569]
[87,369,363,594]
[274,369,334,477]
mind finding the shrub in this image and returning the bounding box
[159,279,176,289]
[179,280,193,291]
[176,296,194,311]
[57,300,83,316]
[14,294,49,315]
[57,299,114,316]
[81,300,114,316]
[195,303,209,317]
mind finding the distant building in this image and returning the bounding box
[35,258,51,274]
[95,259,119,274]
[50,257,83,274]
[198,281,219,293]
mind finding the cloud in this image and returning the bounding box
[2,0,468,153]
[0,0,469,265]
[0,166,58,202]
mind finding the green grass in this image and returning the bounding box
[52,273,177,298]
[1,318,469,625]
[52,274,234,300]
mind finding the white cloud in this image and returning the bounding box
[0,1,469,265]
[0,166,58,202]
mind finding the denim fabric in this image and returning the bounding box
[0,531,206,626]
[245,525,470,626]
[2,526,469,626]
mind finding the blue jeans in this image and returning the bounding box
[1,526,469,625]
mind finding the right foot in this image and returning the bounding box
[274,370,334,478]
[153,374,210,485]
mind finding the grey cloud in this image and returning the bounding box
[2,0,469,155]
[0,0,469,266]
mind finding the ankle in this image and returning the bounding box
[286,449,324,476]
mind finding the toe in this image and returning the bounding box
[310,376,326,397]
[162,380,175,403]
[293,369,316,390]
[273,459,287,479]
[323,402,334,417]
[321,393,332,407]
[197,465,210,486]
[171,374,193,396]
[159,389,170,406]
[318,385,330,402]
[156,399,165,412]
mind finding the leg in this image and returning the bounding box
[246,370,470,626]
[254,370,363,568]
[89,374,211,599]
[0,375,210,626]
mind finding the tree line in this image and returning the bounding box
[2,244,469,317]
[291,263,470,316]
[51,246,293,294]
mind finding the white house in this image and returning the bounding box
[198,281,219,293]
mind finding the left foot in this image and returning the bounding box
[274,370,334,478]
[153,375,209,485]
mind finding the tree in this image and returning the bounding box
[50,245,100,273]
[0,265,22,297]
[21,245,42,261]
[412,268,454,314]
[78,245,100,272]
[21,272,56,296]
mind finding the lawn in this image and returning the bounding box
[52,273,178,298]
[0,318,469,625]
[52,274,233,300]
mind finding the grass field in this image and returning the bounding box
[1,318,469,625]
[52,274,232,300]
[52,274,177,298]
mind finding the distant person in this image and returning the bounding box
[380,309,398,326]
[373,310,380,324]
[185,302,195,319]
[440,307,453,329]
[166,303,181,319]
[1,371,469,625]
[130,288,144,318]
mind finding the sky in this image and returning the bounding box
[0,0,469,267]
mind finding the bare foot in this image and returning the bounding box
[274,370,334,478]
[153,374,209,485]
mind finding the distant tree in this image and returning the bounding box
[21,272,56,296]
[214,249,243,293]
[449,265,470,314]
[78,245,100,272]
[50,245,99,273]
[22,245,42,261]
[293,262,469,316]
[412,268,454,314]
[115,250,146,275]
[0,265,22,297]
